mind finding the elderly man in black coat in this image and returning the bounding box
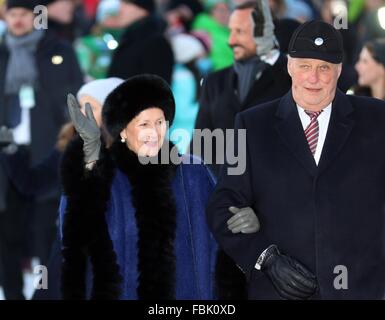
[207,20,385,300]
[0,0,83,300]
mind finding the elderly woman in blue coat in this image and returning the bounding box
[58,74,257,300]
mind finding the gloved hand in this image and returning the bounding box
[227,206,260,234]
[261,245,318,300]
[251,0,278,56]
[0,126,14,149]
[67,94,101,164]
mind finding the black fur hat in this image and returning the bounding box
[102,74,175,141]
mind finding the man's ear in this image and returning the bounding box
[287,57,293,77]
[120,128,127,141]
[337,63,343,78]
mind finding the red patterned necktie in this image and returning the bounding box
[304,110,322,156]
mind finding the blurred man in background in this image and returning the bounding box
[107,0,174,83]
[0,0,83,299]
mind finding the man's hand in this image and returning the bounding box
[227,206,260,234]
[67,94,101,164]
[261,245,318,300]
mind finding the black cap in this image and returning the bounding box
[288,20,343,64]
[6,0,38,11]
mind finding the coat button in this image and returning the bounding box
[51,55,63,65]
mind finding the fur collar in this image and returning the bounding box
[60,136,121,299]
[110,140,178,299]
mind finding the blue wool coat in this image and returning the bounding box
[60,156,217,300]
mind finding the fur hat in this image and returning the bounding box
[102,74,175,141]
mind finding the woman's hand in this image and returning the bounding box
[67,94,101,165]
[227,206,260,234]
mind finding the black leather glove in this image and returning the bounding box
[260,245,318,300]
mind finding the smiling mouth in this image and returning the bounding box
[144,141,158,148]
[305,88,322,93]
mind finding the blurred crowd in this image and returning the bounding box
[1,0,385,300]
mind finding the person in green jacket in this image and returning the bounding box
[192,0,233,70]
[75,0,124,79]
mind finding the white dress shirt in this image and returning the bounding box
[260,49,280,66]
[296,103,332,165]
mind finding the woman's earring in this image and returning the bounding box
[121,137,125,143]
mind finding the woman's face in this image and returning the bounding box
[120,108,167,157]
[355,47,385,87]
[79,95,103,127]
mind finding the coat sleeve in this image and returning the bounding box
[206,112,272,280]
[0,148,61,198]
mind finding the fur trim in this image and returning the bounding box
[110,140,178,299]
[102,74,175,140]
[60,136,122,300]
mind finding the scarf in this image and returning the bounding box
[233,56,269,104]
[5,30,44,94]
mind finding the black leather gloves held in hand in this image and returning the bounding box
[261,245,318,300]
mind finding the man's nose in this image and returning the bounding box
[228,33,236,47]
[308,69,319,83]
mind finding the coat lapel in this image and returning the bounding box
[241,64,273,109]
[275,91,318,177]
[317,90,355,175]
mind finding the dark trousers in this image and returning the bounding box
[0,184,29,300]
[31,199,59,266]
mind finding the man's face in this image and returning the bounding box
[115,2,147,28]
[47,0,76,25]
[211,3,230,27]
[228,9,256,61]
[287,57,342,111]
[5,7,34,36]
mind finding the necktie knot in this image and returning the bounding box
[305,110,322,121]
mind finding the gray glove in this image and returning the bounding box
[252,0,278,56]
[0,126,14,149]
[67,94,101,164]
[227,206,260,234]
